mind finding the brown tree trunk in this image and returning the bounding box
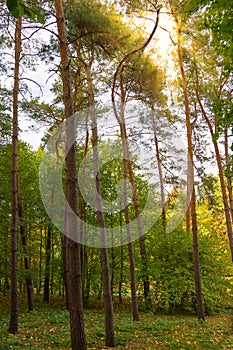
[62,235,69,310]
[54,1,86,349]
[85,62,115,347]
[18,197,34,311]
[194,67,233,261]
[151,106,166,228]
[9,16,22,335]
[37,220,43,295]
[118,244,124,304]
[116,75,150,304]
[225,131,233,223]
[173,9,205,320]
[111,9,163,305]
[43,225,51,303]
[123,158,139,321]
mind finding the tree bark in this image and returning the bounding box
[18,197,34,311]
[110,11,163,303]
[151,105,166,228]
[123,157,139,321]
[194,69,233,260]
[62,235,69,309]
[9,16,22,335]
[85,62,115,347]
[225,131,233,224]
[172,7,205,320]
[54,1,86,349]
[113,73,150,303]
[43,225,51,303]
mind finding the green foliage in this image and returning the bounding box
[6,0,45,23]
[202,0,233,71]
[145,227,232,314]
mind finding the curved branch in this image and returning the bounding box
[19,77,43,96]
[111,5,162,118]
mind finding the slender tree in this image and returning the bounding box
[112,6,162,303]
[194,64,233,261]
[84,59,115,347]
[18,194,34,311]
[170,2,205,320]
[8,16,22,335]
[53,0,86,348]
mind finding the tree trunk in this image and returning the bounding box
[85,62,115,347]
[43,225,51,303]
[123,159,139,321]
[18,198,34,311]
[37,220,43,295]
[54,1,86,349]
[62,235,69,310]
[117,75,150,304]
[173,10,205,320]
[9,16,22,335]
[151,106,166,228]
[225,131,233,223]
[194,68,233,261]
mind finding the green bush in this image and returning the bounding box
[145,227,232,314]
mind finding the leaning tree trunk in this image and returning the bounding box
[115,73,150,304]
[194,69,233,260]
[85,62,115,347]
[54,1,86,349]
[173,10,205,320]
[9,16,22,335]
[111,9,162,304]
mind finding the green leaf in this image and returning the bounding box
[212,132,219,142]
[18,2,25,17]
[24,6,36,21]
[6,0,45,24]
[6,0,20,18]
[36,12,45,24]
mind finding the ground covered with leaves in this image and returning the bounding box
[0,297,233,349]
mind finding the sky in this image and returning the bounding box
[18,7,176,150]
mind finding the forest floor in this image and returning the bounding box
[0,296,233,349]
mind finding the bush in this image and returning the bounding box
[145,227,232,314]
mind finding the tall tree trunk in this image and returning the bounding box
[111,8,162,304]
[18,197,34,311]
[195,69,233,260]
[85,62,115,347]
[9,16,22,335]
[118,213,124,304]
[225,131,233,223]
[37,220,43,295]
[113,73,150,303]
[123,156,139,321]
[62,235,69,310]
[173,9,205,320]
[151,105,166,228]
[54,1,86,349]
[43,225,51,303]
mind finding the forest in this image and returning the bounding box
[0,0,233,349]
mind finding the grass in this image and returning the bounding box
[0,296,233,349]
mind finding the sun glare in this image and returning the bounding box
[128,6,176,76]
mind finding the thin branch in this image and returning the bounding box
[19,77,43,96]
[112,5,162,118]
[159,25,177,45]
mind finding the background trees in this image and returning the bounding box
[0,0,232,348]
